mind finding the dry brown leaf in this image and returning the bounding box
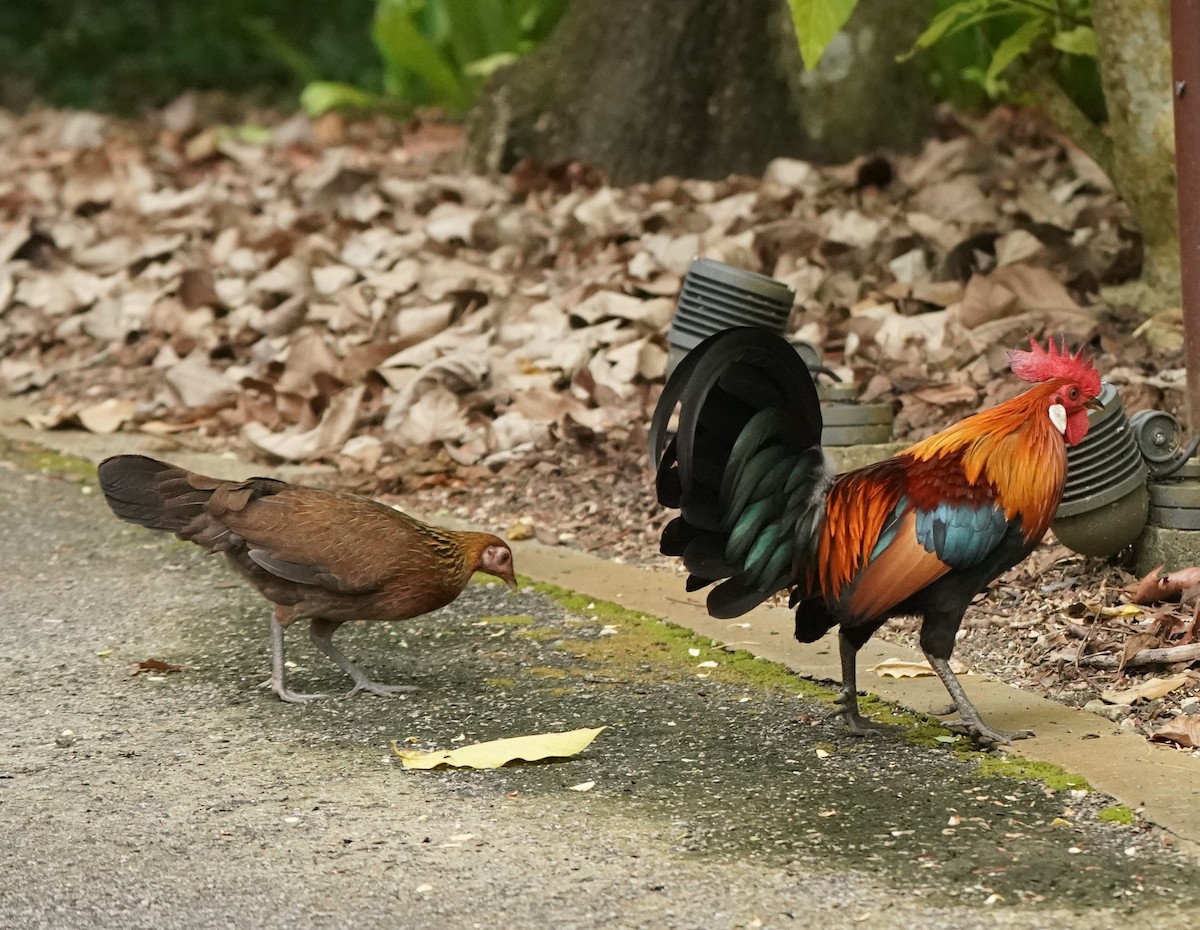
[1113,628,1161,672]
[993,229,1044,267]
[77,397,137,434]
[1127,565,1200,605]
[165,352,237,409]
[390,384,474,448]
[130,658,186,676]
[243,384,365,460]
[1101,673,1193,706]
[1149,716,1200,748]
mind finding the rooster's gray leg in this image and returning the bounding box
[309,618,418,697]
[836,631,891,736]
[268,615,329,704]
[926,654,1033,748]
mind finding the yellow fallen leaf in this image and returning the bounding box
[871,657,966,678]
[568,781,596,792]
[1100,673,1193,706]
[1098,604,1141,618]
[872,659,934,678]
[392,726,607,770]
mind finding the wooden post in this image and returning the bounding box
[1173,0,1200,428]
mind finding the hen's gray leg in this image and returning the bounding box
[927,654,1033,747]
[836,631,891,736]
[309,618,418,697]
[268,614,329,704]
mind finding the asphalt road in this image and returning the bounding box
[1,451,1197,930]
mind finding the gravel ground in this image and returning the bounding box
[2,451,1199,929]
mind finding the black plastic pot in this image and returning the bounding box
[666,258,795,375]
[1052,383,1149,557]
[1147,455,1200,529]
[819,381,894,446]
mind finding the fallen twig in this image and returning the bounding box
[1076,642,1200,670]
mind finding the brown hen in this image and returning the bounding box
[97,454,516,703]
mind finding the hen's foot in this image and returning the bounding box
[263,678,329,704]
[942,717,1033,748]
[346,680,419,698]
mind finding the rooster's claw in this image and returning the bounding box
[943,718,1034,748]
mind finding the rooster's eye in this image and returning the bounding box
[1067,386,1079,400]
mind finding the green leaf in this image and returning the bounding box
[373,0,471,111]
[984,15,1047,87]
[787,0,859,70]
[901,0,1006,62]
[300,81,378,116]
[910,3,978,52]
[1050,25,1097,57]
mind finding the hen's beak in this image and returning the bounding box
[502,569,518,592]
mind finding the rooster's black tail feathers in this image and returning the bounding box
[650,327,830,618]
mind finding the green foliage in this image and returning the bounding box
[0,0,379,113]
[910,0,1095,99]
[788,0,1102,123]
[787,0,859,70]
[303,0,570,116]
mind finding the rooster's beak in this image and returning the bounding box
[1085,397,1103,411]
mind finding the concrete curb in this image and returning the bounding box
[3,396,1199,852]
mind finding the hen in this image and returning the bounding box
[97,455,516,703]
[650,327,1101,746]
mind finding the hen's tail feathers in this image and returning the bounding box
[650,327,831,619]
[97,454,284,552]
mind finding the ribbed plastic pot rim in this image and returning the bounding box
[1056,462,1149,517]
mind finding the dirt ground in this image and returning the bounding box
[3,444,1200,930]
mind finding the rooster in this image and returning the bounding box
[650,327,1101,746]
[97,455,516,703]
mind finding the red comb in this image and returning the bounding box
[1008,336,1101,395]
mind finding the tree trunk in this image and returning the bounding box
[464,0,933,184]
[1093,0,1179,291]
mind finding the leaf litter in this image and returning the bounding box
[0,102,1196,748]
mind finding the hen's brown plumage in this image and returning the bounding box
[97,454,516,703]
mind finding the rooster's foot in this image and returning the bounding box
[943,717,1033,748]
[835,691,894,737]
[346,680,419,698]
